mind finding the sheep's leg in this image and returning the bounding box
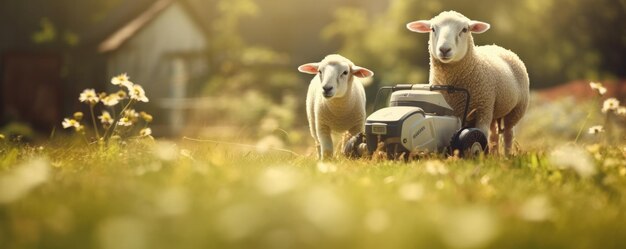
[316,125,333,160]
[475,110,493,155]
[503,128,514,156]
[489,120,499,155]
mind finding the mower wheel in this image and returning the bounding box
[451,128,488,158]
[343,133,366,158]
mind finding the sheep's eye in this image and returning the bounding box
[462,27,468,33]
[431,27,436,33]
[342,71,349,76]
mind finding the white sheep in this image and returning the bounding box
[407,11,530,155]
[298,54,374,160]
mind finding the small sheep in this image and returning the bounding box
[298,54,374,160]
[407,11,530,155]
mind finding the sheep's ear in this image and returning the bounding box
[352,66,374,78]
[298,63,320,74]
[406,20,431,33]
[469,21,490,34]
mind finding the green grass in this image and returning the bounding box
[0,138,625,249]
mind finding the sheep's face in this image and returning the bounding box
[298,55,373,99]
[406,11,490,64]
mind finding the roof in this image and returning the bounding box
[80,0,211,53]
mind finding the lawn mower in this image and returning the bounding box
[343,84,488,159]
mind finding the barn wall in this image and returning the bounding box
[106,2,208,134]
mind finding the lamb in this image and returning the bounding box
[406,11,530,155]
[298,54,374,160]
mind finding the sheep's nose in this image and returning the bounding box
[439,47,452,56]
[323,86,333,93]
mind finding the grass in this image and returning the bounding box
[0,136,625,249]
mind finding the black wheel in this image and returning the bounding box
[343,133,366,158]
[451,128,488,158]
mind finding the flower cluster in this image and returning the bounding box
[62,73,153,143]
[587,82,625,135]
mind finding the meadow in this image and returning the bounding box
[0,83,625,249]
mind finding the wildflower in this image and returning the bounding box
[0,134,4,140]
[129,84,149,102]
[101,94,120,106]
[111,73,133,89]
[601,98,620,113]
[98,111,114,126]
[140,112,153,123]
[79,89,99,104]
[588,125,604,134]
[617,106,626,116]
[139,128,152,136]
[117,117,132,126]
[589,82,607,95]
[62,118,80,129]
[73,112,84,121]
[124,109,139,122]
[549,144,596,178]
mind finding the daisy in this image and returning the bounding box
[101,94,120,106]
[588,125,604,135]
[111,73,133,89]
[98,111,114,126]
[589,82,607,95]
[117,117,133,127]
[62,118,80,129]
[116,90,127,99]
[601,98,620,113]
[140,128,152,136]
[129,84,149,102]
[78,89,99,104]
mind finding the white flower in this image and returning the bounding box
[601,98,620,113]
[79,89,99,104]
[589,82,607,95]
[101,94,120,106]
[117,117,132,127]
[62,118,80,129]
[588,125,604,135]
[139,128,152,136]
[549,144,596,178]
[129,84,149,102]
[124,109,139,119]
[617,106,626,116]
[98,111,114,126]
[111,73,133,89]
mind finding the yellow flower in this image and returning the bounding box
[101,94,120,106]
[116,90,127,99]
[589,82,607,95]
[0,134,5,140]
[140,128,152,136]
[62,118,80,129]
[588,125,604,135]
[140,112,153,123]
[129,84,149,102]
[98,111,114,126]
[111,73,133,89]
[601,98,620,113]
[73,112,84,121]
[79,89,99,104]
[117,117,133,126]
[124,109,139,122]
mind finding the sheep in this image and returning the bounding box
[298,54,374,160]
[406,11,530,155]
